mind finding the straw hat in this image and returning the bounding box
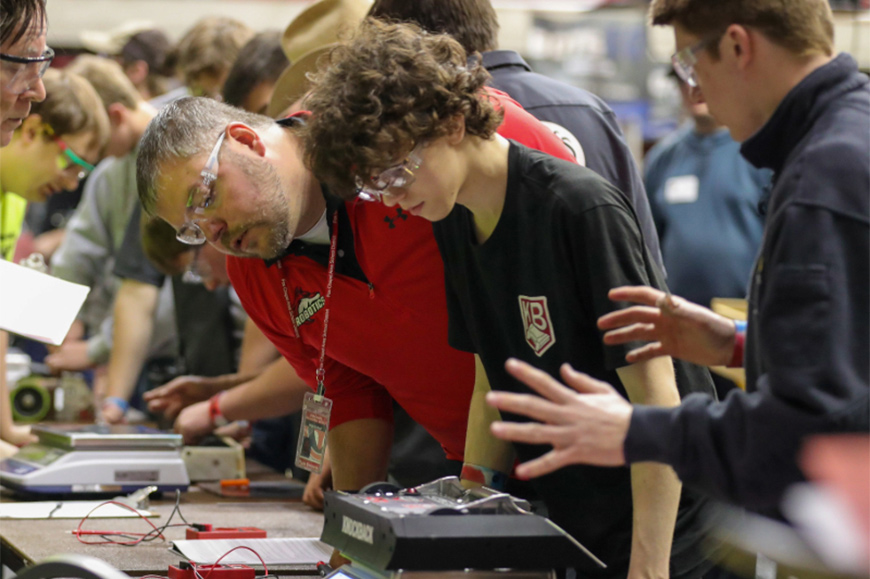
[268,0,371,118]
[280,0,371,62]
[267,45,333,118]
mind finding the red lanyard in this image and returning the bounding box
[277,210,339,398]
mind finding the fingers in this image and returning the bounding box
[490,420,562,446]
[513,450,567,480]
[607,286,665,307]
[598,306,662,331]
[504,358,585,404]
[487,387,569,422]
[623,342,666,364]
[559,364,614,394]
[601,323,659,345]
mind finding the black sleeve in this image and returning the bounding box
[625,203,869,509]
[562,194,654,371]
[113,203,165,287]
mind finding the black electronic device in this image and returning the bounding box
[321,477,603,572]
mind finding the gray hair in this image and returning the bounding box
[136,96,273,215]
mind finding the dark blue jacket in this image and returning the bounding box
[625,53,870,510]
[482,50,664,273]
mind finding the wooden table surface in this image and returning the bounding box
[0,483,326,577]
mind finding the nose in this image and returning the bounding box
[57,171,81,191]
[17,76,47,102]
[199,218,226,245]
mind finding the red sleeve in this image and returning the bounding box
[484,87,578,164]
[226,256,394,429]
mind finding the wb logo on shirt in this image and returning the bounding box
[518,295,556,356]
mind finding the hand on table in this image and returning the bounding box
[486,359,632,479]
[599,286,737,367]
[45,339,94,373]
[303,457,333,511]
[144,375,216,420]
[174,400,214,444]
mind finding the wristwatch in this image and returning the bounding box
[208,393,230,428]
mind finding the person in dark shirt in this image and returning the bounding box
[302,19,718,579]
[367,0,664,274]
[484,0,870,513]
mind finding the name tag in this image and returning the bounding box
[664,175,699,204]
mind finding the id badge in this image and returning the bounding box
[295,391,332,474]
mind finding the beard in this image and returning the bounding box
[223,149,296,259]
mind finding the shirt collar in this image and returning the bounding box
[480,50,531,73]
[741,53,861,174]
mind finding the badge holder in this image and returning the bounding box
[294,211,340,475]
[295,388,332,474]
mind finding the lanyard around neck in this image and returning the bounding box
[314,210,340,398]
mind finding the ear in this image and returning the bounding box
[445,114,467,146]
[723,24,753,71]
[19,114,44,145]
[226,122,266,157]
[107,103,127,128]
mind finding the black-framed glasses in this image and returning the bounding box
[0,47,54,94]
[355,144,424,203]
[176,130,227,245]
[671,36,720,88]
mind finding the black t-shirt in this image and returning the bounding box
[433,142,715,578]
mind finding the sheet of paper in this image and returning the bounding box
[0,500,156,519]
[0,259,90,345]
[171,537,332,565]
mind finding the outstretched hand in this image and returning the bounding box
[144,375,215,420]
[486,359,632,479]
[599,286,737,367]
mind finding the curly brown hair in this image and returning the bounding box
[302,18,503,199]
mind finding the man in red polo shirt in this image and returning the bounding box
[135,90,575,495]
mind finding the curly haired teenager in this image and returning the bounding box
[303,19,718,579]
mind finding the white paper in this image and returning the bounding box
[0,500,156,519]
[0,259,90,345]
[171,537,333,565]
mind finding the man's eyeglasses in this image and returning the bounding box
[45,125,95,180]
[182,246,211,284]
[671,36,719,88]
[355,144,423,203]
[177,130,227,245]
[0,47,54,95]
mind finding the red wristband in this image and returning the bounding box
[208,392,229,428]
[728,321,747,368]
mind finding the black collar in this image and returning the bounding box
[264,186,369,285]
[741,53,863,174]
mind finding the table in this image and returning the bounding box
[0,484,325,577]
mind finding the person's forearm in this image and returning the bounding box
[463,355,515,487]
[617,358,682,578]
[237,318,280,375]
[328,418,392,491]
[628,462,681,578]
[105,281,159,401]
[220,357,309,422]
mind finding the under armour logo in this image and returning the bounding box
[384,208,409,228]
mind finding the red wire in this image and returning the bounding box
[192,545,270,578]
[73,500,165,545]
